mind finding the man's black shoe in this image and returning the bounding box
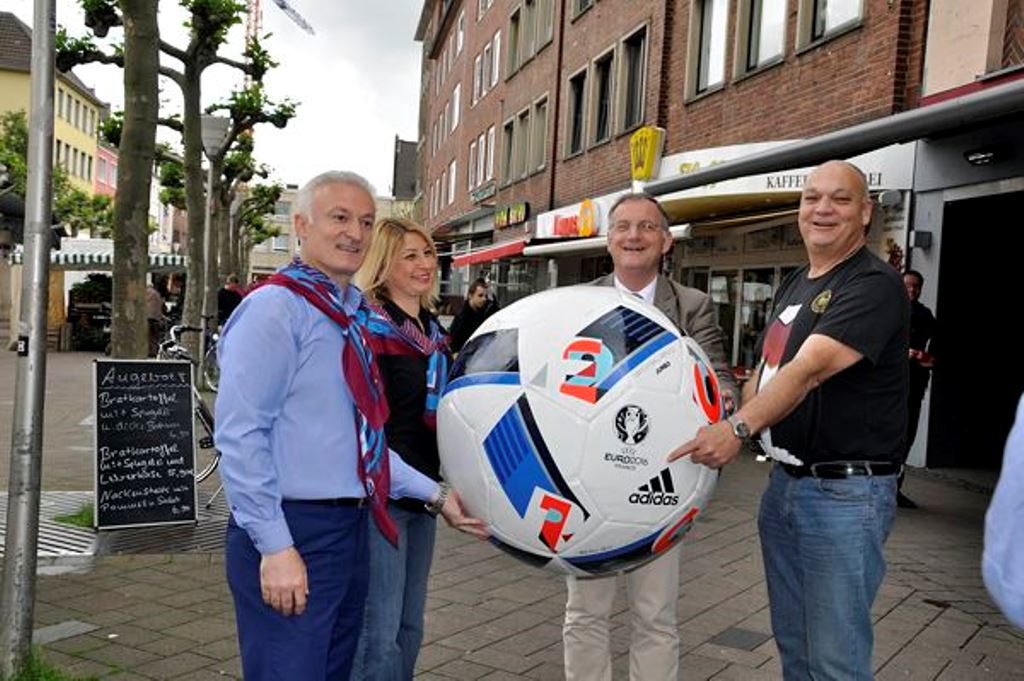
[897,492,918,509]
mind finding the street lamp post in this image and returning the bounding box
[199,115,230,366]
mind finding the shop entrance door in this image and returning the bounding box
[928,189,1024,469]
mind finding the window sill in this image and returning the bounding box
[733,56,785,85]
[563,148,585,161]
[795,20,863,57]
[684,82,725,105]
[615,121,645,139]
[570,3,594,23]
[589,135,612,151]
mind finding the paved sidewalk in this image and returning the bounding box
[3,350,1023,679]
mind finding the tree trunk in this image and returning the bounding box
[217,186,233,282]
[180,61,205,358]
[110,0,159,359]
[203,159,223,328]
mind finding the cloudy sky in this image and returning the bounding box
[0,0,425,195]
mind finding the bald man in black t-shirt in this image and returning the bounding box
[670,161,909,681]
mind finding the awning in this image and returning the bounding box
[452,239,527,267]
[10,250,187,272]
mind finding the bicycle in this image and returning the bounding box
[157,325,221,486]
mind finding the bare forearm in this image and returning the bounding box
[734,358,819,434]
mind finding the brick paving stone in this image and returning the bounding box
[710,662,783,680]
[679,652,730,680]
[691,641,772,668]
[432,658,500,679]
[479,671,535,680]
[88,625,164,648]
[417,643,467,672]
[133,651,219,679]
[78,641,161,668]
[137,634,204,657]
[46,633,110,655]
[523,661,565,680]
[465,646,541,674]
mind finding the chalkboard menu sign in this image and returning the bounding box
[93,359,198,529]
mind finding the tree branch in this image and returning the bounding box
[158,65,184,88]
[158,40,188,63]
[212,54,251,73]
[158,117,185,133]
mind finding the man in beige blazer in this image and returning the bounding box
[563,192,735,681]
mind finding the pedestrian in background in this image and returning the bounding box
[350,217,450,680]
[217,273,246,327]
[448,277,498,352]
[215,171,486,681]
[672,161,909,680]
[899,268,936,508]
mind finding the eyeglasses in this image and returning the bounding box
[611,220,662,235]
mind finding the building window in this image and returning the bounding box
[538,0,554,46]
[451,83,461,132]
[71,148,79,176]
[63,142,71,171]
[531,97,548,172]
[810,0,861,42]
[87,155,92,181]
[574,0,594,17]
[516,108,531,179]
[695,0,728,94]
[501,119,515,182]
[473,54,483,103]
[109,163,116,186]
[274,200,291,216]
[448,159,457,204]
[486,125,496,180]
[592,51,614,144]
[743,0,786,71]
[567,69,587,155]
[98,157,107,184]
[621,27,647,129]
[457,10,465,54]
[74,99,81,129]
[272,233,289,251]
[477,132,487,185]
[522,0,537,62]
[508,7,521,74]
[491,31,501,86]
[440,169,448,208]
[444,100,451,137]
[88,109,95,135]
[468,140,478,189]
[57,88,64,120]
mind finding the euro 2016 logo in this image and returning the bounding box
[615,405,649,445]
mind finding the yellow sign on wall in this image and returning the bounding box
[630,126,665,181]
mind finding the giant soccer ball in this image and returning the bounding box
[438,286,724,576]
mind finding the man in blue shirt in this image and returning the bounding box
[984,394,1024,628]
[216,170,486,680]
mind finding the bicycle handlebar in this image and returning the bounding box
[170,325,204,344]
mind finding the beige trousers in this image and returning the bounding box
[562,544,680,681]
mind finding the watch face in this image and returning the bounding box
[732,419,750,439]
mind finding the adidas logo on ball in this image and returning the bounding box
[629,468,680,505]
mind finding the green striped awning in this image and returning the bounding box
[10,250,187,271]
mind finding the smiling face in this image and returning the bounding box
[385,232,437,304]
[798,161,872,260]
[606,198,672,281]
[295,181,376,287]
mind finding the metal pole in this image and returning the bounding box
[199,163,214,368]
[0,0,56,675]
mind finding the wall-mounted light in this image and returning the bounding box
[909,230,932,250]
[964,148,997,166]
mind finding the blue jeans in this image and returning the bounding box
[350,504,437,681]
[758,465,897,681]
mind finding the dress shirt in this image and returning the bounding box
[613,275,657,306]
[215,284,438,555]
[983,394,1024,627]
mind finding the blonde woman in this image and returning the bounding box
[351,217,450,681]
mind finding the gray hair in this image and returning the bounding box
[607,192,671,233]
[294,171,376,220]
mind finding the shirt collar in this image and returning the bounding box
[613,274,657,305]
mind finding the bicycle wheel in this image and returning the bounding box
[203,342,219,393]
[193,394,221,483]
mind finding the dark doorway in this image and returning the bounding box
[928,190,1024,469]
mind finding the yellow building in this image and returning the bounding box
[0,11,107,193]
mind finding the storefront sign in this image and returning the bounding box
[495,202,530,229]
[630,126,665,181]
[553,198,602,237]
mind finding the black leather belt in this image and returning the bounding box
[285,497,366,507]
[778,461,901,479]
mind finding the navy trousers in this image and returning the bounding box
[226,501,370,680]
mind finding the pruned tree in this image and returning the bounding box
[57,0,278,357]
[232,181,281,278]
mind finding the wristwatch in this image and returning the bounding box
[425,482,451,516]
[727,415,751,440]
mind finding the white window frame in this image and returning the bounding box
[690,0,728,96]
[457,10,466,54]
[477,132,487,186]
[492,31,502,87]
[473,54,483,104]
[619,25,648,131]
[468,140,478,189]
[736,0,786,74]
[451,83,461,132]
[590,48,615,144]
[531,95,548,172]
[486,125,496,181]
[799,0,863,46]
[508,7,521,75]
[501,118,515,183]
[515,107,532,179]
[566,66,588,156]
[448,159,457,205]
